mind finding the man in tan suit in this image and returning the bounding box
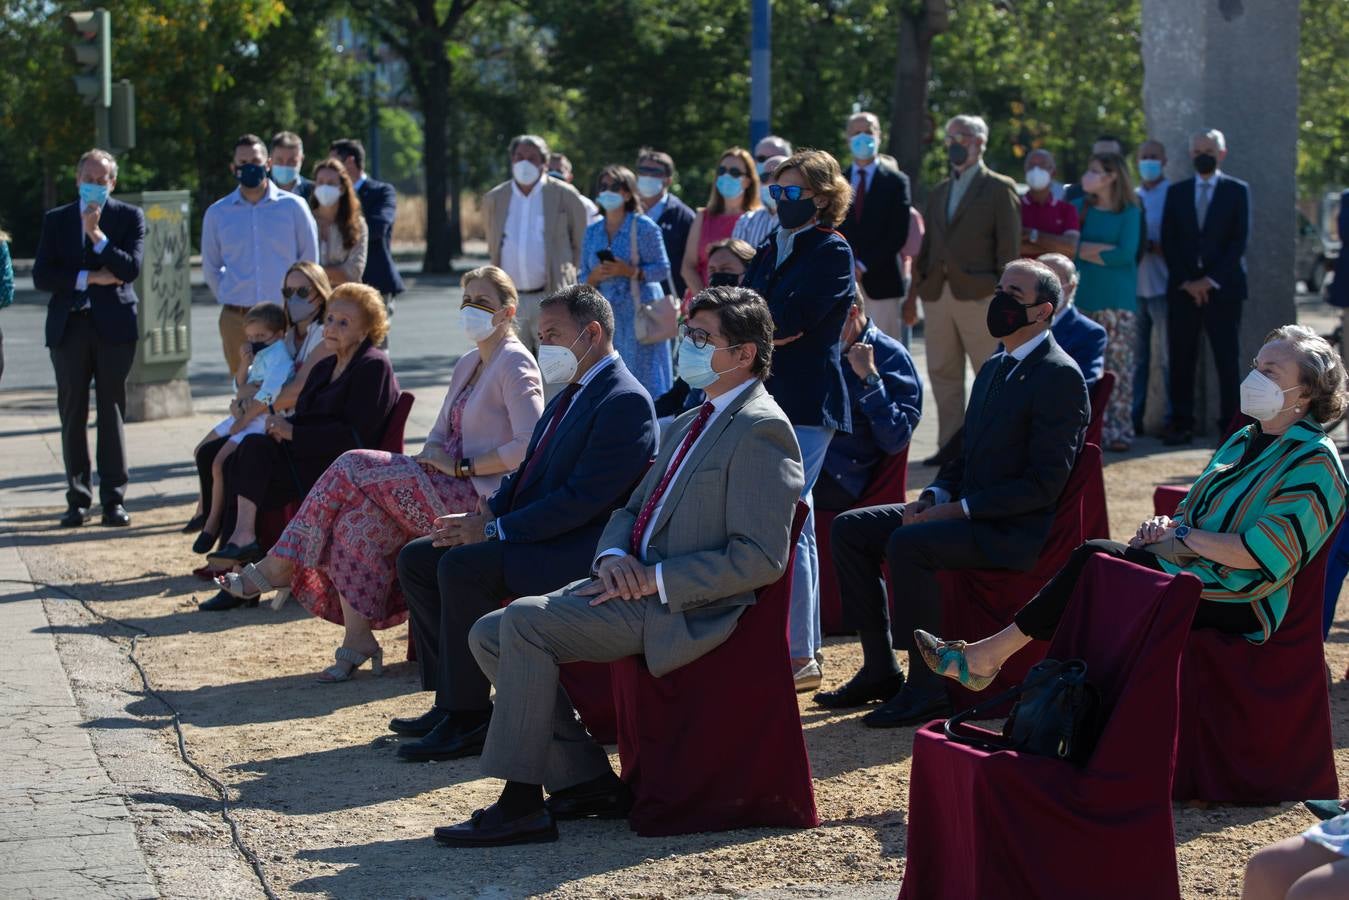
[482,134,590,352]
[902,114,1021,458]
[434,286,805,847]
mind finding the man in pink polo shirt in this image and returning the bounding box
[1019,149,1080,258]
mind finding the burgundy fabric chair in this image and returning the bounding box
[1152,484,1187,519]
[899,555,1202,900]
[1084,370,1115,449]
[1172,537,1339,803]
[937,443,1101,715]
[818,448,909,635]
[558,662,618,746]
[612,503,818,836]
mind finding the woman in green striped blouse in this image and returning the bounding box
[914,324,1348,691]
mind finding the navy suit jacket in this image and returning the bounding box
[655,193,696,298]
[280,175,314,201]
[1050,305,1107,387]
[839,164,912,299]
[931,332,1088,570]
[357,177,405,296]
[34,197,145,348]
[743,225,856,432]
[489,357,658,583]
[1328,189,1349,308]
[1161,173,1250,301]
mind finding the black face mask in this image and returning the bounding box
[986,290,1046,339]
[235,163,268,189]
[708,271,741,288]
[947,142,969,167]
[1192,152,1218,176]
[776,196,817,230]
[249,340,270,355]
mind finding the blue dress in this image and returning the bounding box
[581,212,673,397]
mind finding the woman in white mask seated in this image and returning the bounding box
[219,266,543,682]
[914,325,1348,691]
[309,158,369,286]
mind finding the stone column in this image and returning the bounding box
[1141,0,1299,434]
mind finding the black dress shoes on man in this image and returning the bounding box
[545,772,633,820]
[813,670,905,709]
[101,504,130,527]
[197,590,259,611]
[388,706,451,738]
[433,803,558,847]
[59,506,87,528]
[1161,426,1193,446]
[397,712,491,761]
[861,684,952,729]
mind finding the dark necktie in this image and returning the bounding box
[981,355,1018,418]
[514,382,581,494]
[852,169,868,223]
[629,402,715,556]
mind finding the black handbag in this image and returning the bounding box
[943,658,1103,765]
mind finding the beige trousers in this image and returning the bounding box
[867,296,904,342]
[923,285,998,446]
[515,289,548,355]
[218,306,249,378]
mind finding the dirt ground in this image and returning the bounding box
[15,446,1349,899]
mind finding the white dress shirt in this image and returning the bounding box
[923,328,1051,517]
[595,376,757,605]
[501,180,548,292]
[201,181,319,308]
[1135,179,1170,298]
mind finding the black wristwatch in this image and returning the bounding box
[1174,524,1192,544]
[484,519,500,542]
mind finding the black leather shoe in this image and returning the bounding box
[397,714,490,761]
[1161,427,1193,447]
[861,685,951,729]
[59,506,87,528]
[207,541,262,569]
[182,513,207,534]
[198,590,260,611]
[433,803,557,847]
[813,670,905,709]
[545,775,633,820]
[388,707,451,737]
[191,531,219,555]
[101,504,130,527]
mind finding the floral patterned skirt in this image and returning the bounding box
[1085,309,1137,448]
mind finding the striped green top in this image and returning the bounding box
[1159,419,1346,643]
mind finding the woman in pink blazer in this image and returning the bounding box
[218,266,544,682]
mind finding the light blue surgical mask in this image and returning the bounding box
[760,185,777,211]
[1138,159,1164,182]
[850,133,878,160]
[676,336,742,389]
[596,190,625,211]
[270,165,299,185]
[715,173,744,200]
[636,175,664,199]
[78,182,109,207]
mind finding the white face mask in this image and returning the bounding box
[1239,369,1300,422]
[512,159,541,187]
[1025,166,1052,191]
[537,330,591,384]
[459,306,498,343]
[313,184,342,207]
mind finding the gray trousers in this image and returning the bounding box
[469,583,651,789]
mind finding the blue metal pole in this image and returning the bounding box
[749,0,771,148]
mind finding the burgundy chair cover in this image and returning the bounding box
[1172,538,1339,803]
[1084,370,1115,449]
[899,556,1202,900]
[612,503,819,836]
[1152,484,1187,519]
[938,443,1100,714]
[818,448,910,635]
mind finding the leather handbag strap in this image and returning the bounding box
[942,659,1077,751]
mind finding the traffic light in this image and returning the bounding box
[64,8,111,108]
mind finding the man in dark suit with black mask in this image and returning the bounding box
[817,258,1088,727]
[330,138,405,323]
[33,148,145,529]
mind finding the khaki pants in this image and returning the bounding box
[923,285,998,446]
[867,296,903,341]
[218,305,249,380]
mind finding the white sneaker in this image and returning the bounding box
[793,660,823,693]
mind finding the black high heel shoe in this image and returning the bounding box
[182,512,207,534]
[192,531,218,555]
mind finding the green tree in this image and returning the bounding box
[1299,0,1349,193]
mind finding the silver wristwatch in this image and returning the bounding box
[484,519,500,542]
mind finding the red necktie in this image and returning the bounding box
[514,382,581,493]
[629,402,715,556]
[852,169,868,223]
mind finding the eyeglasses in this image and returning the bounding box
[716,165,746,179]
[636,165,668,177]
[679,324,720,350]
[768,184,810,202]
[945,132,977,145]
[281,285,312,299]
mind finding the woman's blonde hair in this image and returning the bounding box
[282,261,332,327]
[1264,324,1349,424]
[460,265,519,332]
[329,283,390,346]
[775,149,854,227]
[706,146,762,215]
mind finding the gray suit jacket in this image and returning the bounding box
[596,380,804,676]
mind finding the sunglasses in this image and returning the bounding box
[768,184,810,202]
[596,180,625,193]
[281,285,313,299]
[716,165,747,179]
[636,165,668,177]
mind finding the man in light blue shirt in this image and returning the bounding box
[201,133,318,374]
[1133,139,1171,434]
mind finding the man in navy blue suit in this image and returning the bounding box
[1160,128,1250,444]
[33,149,145,529]
[1039,253,1108,388]
[330,139,405,320]
[636,148,696,298]
[839,111,911,339]
[393,284,658,761]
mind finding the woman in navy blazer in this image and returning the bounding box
[742,149,857,685]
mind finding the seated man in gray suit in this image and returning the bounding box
[434,286,805,847]
[817,258,1088,728]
